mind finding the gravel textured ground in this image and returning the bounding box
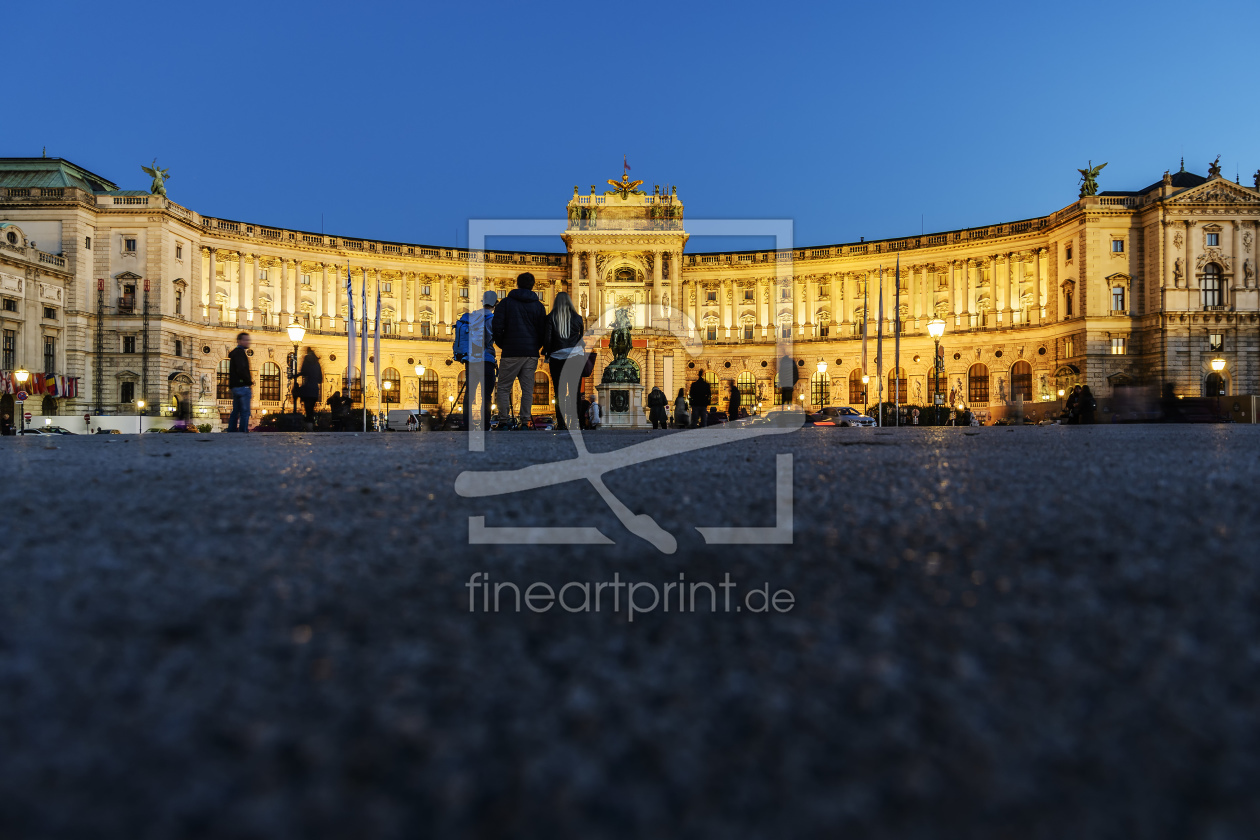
[2,425,1259,839]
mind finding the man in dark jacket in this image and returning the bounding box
[492,273,547,427]
[689,372,712,428]
[226,332,253,432]
[777,354,800,408]
[647,386,668,429]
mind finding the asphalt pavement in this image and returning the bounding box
[1,424,1258,839]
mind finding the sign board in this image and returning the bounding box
[24,412,32,422]
[15,390,27,403]
[934,394,944,405]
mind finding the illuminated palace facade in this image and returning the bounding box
[1,156,1257,425]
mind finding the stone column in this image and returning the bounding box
[652,250,663,326]
[232,252,245,321]
[672,251,682,332]
[206,248,216,311]
[316,263,327,323]
[966,259,977,327]
[587,253,599,327]
[805,276,815,337]
[829,273,840,331]
[1232,221,1242,292]
[1187,220,1200,293]
[276,258,288,320]
[1036,249,1047,318]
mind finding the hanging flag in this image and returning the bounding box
[360,268,368,409]
[623,155,631,173]
[894,256,902,426]
[876,267,884,427]
[860,274,868,377]
[345,265,356,393]
[373,274,382,396]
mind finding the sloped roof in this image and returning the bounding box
[1102,169,1209,197]
[0,158,118,193]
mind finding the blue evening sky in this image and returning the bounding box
[14,0,1260,253]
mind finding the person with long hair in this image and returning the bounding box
[542,291,586,431]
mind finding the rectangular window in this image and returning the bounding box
[706,290,717,302]
[302,274,312,287]
[819,325,829,337]
[259,270,268,281]
[121,381,135,404]
[706,326,717,341]
[1111,337,1126,355]
[2,298,15,312]
[743,324,753,339]
[781,324,791,339]
[420,321,431,337]
[124,237,137,253]
[1112,240,1124,253]
[85,236,92,250]
[421,285,431,296]
[1065,245,1073,262]
[1207,233,1220,247]
[744,290,753,301]
[175,289,183,315]
[1112,287,1125,311]
[781,289,790,300]
[123,336,136,354]
[43,307,56,320]
[1209,333,1224,352]
[2,329,14,369]
[1065,337,1074,357]
[383,282,392,293]
[459,287,469,298]
[43,336,55,374]
[1064,291,1074,317]
[175,244,183,260]
[174,340,183,357]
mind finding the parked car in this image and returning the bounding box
[807,406,876,427]
[531,415,556,431]
[17,427,49,435]
[39,425,77,435]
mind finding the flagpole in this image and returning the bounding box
[345,262,356,428]
[361,269,368,432]
[876,267,884,428]
[894,257,901,428]
[861,274,868,409]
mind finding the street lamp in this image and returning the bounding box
[414,363,426,414]
[927,318,945,425]
[13,368,28,433]
[861,373,870,418]
[816,359,827,374]
[1211,357,1227,419]
[136,399,145,434]
[287,321,306,416]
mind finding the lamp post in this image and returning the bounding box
[861,373,870,418]
[414,363,426,414]
[1211,357,1226,419]
[136,399,145,434]
[287,321,306,416]
[13,368,28,433]
[927,318,945,425]
[382,380,392,429]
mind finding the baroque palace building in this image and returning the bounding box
[1,155,1257,426]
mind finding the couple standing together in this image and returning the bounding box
[461,272,586,431]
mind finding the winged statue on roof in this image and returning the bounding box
[605,172,646,199]
[141,160,171,197]
[1077,161,1106,198]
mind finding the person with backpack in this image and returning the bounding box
[689,372,712,428]
[647,386,668,429]
[587,398,602,430]
[542,291,585,431]
[454,290,497,431]
[492,273,547,429]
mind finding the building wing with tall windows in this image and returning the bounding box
[0,156,1256,426]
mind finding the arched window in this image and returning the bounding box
[381,367,400,404]
[533,371,550,406]
[342,368,363,405]
[887,367,907,402]
[419,370,439,405]
[41,395,56,415]
[1202,263,1223,308]
[968,363,990,404]
[810,371,829,406]
[773,375,784,406]
[1205,372,1225,397]
[849,368,865,405]
[1010,361,1033,402]
[216,359,232,400]
[259,362,281,402]
[736,372,756,404]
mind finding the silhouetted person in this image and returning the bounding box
[226,332,253,432]
[1080,385,1096,424]
[647,386,668,429]
[297,348,324,428]
[777,354,799,407]
[689,372,712,428]
[728,381,741,423]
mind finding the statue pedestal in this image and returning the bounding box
[596,382,646,429]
